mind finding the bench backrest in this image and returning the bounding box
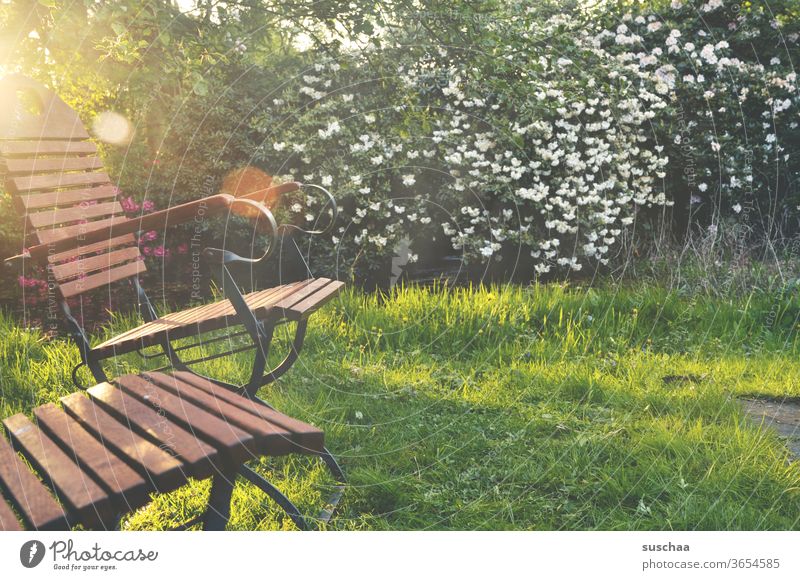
[0,75,145,299]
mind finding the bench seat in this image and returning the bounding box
[93,278,344,358]
[0,372,324,530]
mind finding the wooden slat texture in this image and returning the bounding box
[170,371,324,452]
[3,156,103,174]
[3,414,112,529]
[0,140,96,156]
[0,433,68,530]
[19,184,118,210]
[11,171,110,193]
[23,194,236,261]
[35,215,127,245]
[29,201,123,229]
[288,280,344,319]
[270,277,333,317]
[86,383,217,477]
[0,493,22,531]
[48,234,135,264]
[60,392,188,492]
[92,280,313,357]
[58,259,145,298]
[115,375,258,464]
[34,404,150,509]
[141,373,295,456]
[50,246,141,281]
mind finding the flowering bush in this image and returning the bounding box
[247,0,797,281]
[594,0,799,241]
[3,0,798,290]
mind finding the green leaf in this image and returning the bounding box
[192,78,208,96]
[111,22,127,36]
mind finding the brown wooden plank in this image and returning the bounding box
[271,278,330,314]
[33,404,150,508]
[60,392,189,491]
[0,433,68,530]
[29,201,123,229]
[0,140,96,157]
[19,184,118,210]
[170,371,325,453]
[3,414,113,529]
[35,215,127,245]
[50,246,141,281]
[11,171,110,193]
[86,383,217,478]
[23,194,234,261]
[92,288,276,355]
[288,280,344,319]
[91,281,310,357]
[4,156,104,174]
[0,493,22,531]
[59,259,145,298]
[248,280,313,311]
[141,373,295,456]
[48,234,135,264]
[115,375,258,464]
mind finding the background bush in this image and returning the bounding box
[0,0,797,301]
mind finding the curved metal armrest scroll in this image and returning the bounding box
[202,198,279,266]
[278,183,338,237]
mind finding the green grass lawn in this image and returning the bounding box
[2,282,800,530]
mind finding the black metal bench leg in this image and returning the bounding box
[316,447,346,525]
[239,465,309,530]
[203,470,237,530]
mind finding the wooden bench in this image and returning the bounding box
[0,372,325,530]
[0,75,345,530]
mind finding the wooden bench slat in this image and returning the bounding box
[115,375,258,464]
[0,433,69,530]
[0,140,97,156]
[91,280,310,357]
[29,201,123,229]
[288,280,344,319]
[4,156,104,174]
[3,413,113,529]
[0,493,22,531]
[60,392,187,493]
[33,403,150,508]
[48,234,135,264]
[50,246,141,282]
[141,372,295,456]
[59,259,145,298]
[86,383,217,479]
[11,171,111,193]
[270,277,332,315]
[19,184,118,210]
[170,371,325,452]
[35,215,127,245]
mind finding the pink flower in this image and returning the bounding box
[142,246,153,255]
[139,230,158,242]
[153,245,169,258]
[177,243,189,254]
[121,196,140,213]
[142,199,156,212]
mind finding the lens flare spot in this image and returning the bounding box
[92,111,132,145]
[221,166,274,199]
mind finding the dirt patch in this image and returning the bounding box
[741,398,800,459]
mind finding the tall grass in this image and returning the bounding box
[1,282,799,530]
